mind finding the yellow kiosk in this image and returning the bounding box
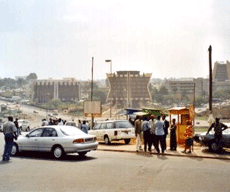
[168,106,194,144]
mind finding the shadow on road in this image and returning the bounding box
[99,142,128,146]
[12,152,97,162]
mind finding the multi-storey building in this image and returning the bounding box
[168,78,209,97]
[212,61,230,91]
[106,71,152,108]
[31,78,80,103]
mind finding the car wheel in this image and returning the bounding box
[209,141,222,152]
[78,152,87,157]
[26,127,30,132]
[124,139,131,144]
[104,136,110,145]
[52,146,65,159]
[11,143,19,156]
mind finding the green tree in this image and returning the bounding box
[94,90,107,104]
[26,73,38,81]
[159,86,169,95]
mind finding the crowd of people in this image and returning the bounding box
[133,115,177,154]
[41,118,90,134]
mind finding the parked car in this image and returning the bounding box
[18,119,30,132]
[33,110,39,114]
[11,126,98,159]
[195,126,230,152]
[88,120,135,145]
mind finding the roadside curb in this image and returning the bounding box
[97,149,230,161]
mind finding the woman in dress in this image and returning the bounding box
[170,119,177,151]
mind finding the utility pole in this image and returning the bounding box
[208,45,212,112]
[91,57,94,129]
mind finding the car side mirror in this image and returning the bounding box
[26,134,30,138]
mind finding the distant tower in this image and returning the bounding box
[106,71,152,108]
[213,61,230,81]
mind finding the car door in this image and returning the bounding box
[20,128,44,151]
[90,124,102,141]
[99,123,107,140]
[39,128,58,152]
[106,122,115,140]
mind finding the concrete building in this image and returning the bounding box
[106,71,152,108]
[32,78,80,103]
[212,61,230,91]
[213,61,230,82]
[168,78,209,97]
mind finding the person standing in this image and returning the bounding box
[81,120,89,134]
[162,115,169,150]
[134,116,142,152]
[57,118,64,126]
[155,116,165,154]
[141,117,151,152]
[207,117,228,150]
[149,115,156,152]
[2,116,18,161]
[170,119,177,151]
[14,118,20,136]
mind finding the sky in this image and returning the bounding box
[1,0,230,80]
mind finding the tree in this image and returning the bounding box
[159,86,169,95]
[94,90,107,104]
[17,78,27,87]
[26,73,38,81]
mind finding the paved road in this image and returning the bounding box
[0,133,230,192]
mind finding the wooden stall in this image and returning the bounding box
[168,106,194,144]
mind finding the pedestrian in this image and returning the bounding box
[81,120,89,134]
[162,115,169,150]
[42,119,48,126]
[141,116,151,152]
[57,118,63,126]
[155,116,165,154]
[2,116,18,161]
[149,115,156,152]
[78,120,82,129]
[48,118,53,125]
[134,116,142,152]
[182,120,193,153]
[206,117,228,151]
[14,118,20,136]
[170,118,177,151]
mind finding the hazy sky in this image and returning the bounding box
[1,0,230,80]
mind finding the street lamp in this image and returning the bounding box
[105,60,112,119]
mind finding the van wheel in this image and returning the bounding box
[26,127,30,132]
[104,136,110,145]
[124,139,131,144]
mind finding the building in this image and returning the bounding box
[212,61,230,91]
[106,71,152,108]
[168,78,209,98]
[213,61,230,82]
[32,78,80,103]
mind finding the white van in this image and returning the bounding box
[88,120,135,144]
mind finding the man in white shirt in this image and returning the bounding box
[155,116,165,154]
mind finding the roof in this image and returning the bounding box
[168,107,190,114]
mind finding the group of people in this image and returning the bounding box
[134,115,177,154]
[42,118,66,126]
[41,118,90,134]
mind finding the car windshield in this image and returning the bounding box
[115,121,133,128]
[60,127,84,136]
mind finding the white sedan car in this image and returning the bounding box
[11,126,98,159]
